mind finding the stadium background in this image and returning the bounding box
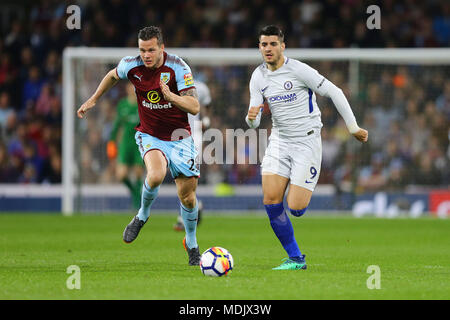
[0,0,449,216]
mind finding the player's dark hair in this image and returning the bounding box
[259,25,284,43]
[138,26,164,45]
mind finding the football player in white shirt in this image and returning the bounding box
[246,25,368,270]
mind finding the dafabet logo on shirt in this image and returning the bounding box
[142,90,172,110]
[147,91,161,103]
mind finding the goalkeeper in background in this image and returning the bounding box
[107,82,144,209]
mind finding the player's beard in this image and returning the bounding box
[265,51,282,68]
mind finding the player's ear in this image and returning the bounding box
[160,43,165,51]
[281,42,285,51]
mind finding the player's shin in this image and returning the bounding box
[180,200,198,249]
[132,177,143,209]
[265,202,302,259]
[137,179,160,222]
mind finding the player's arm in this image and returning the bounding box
[245,71,264,128]
[160,81,200,115]
[298,62,368,142]
[77,68,120,118]
[325,84,368,142]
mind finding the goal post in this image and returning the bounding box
[62,48,450,216]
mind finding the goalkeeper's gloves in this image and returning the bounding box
[107,140,117,159]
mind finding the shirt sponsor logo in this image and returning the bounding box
[142,100,172,109]
[147,91,161,103]
[184,73,194,86]
[143,90,172,109]
[268,93,297,103]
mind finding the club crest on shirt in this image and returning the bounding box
[160,72,170,84]
[284,81,293,90]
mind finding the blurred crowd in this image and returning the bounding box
[0,0,449,191]
[316,63,450,192]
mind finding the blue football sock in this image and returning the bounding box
[180,200,198,249]
[265,202,302,259]
[289,206,308,217]
[137,180,160,222]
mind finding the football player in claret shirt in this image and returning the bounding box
[77,26,202,265]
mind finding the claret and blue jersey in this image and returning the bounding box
[116,51,196,141]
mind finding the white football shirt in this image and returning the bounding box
[247,56,358,139]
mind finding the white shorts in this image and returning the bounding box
[261,130,322,191]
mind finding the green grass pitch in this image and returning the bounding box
[0,213,449,300]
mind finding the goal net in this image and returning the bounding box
[62,48,450,215]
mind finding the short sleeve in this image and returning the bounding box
[116,57,130,79]
[175,60,195,92]
[116,56,142,79]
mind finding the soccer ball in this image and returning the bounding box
[200,247,234,277]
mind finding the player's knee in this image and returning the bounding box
[116,166,128,181]
[263,194,284,205]
[287,195,310,214]
[117,171,128,182]
[146,174,164,188]
[179,193,196,209]
[288,206,308,217]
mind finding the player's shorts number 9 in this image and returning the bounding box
[310,167,317,179]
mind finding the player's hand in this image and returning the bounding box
[77,98,96,118]
[352,128,368,143]
[247,105,264,120]
[107,141,117,159]
[160,80,174,102]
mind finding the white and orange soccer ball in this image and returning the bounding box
[200,247,234,277]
